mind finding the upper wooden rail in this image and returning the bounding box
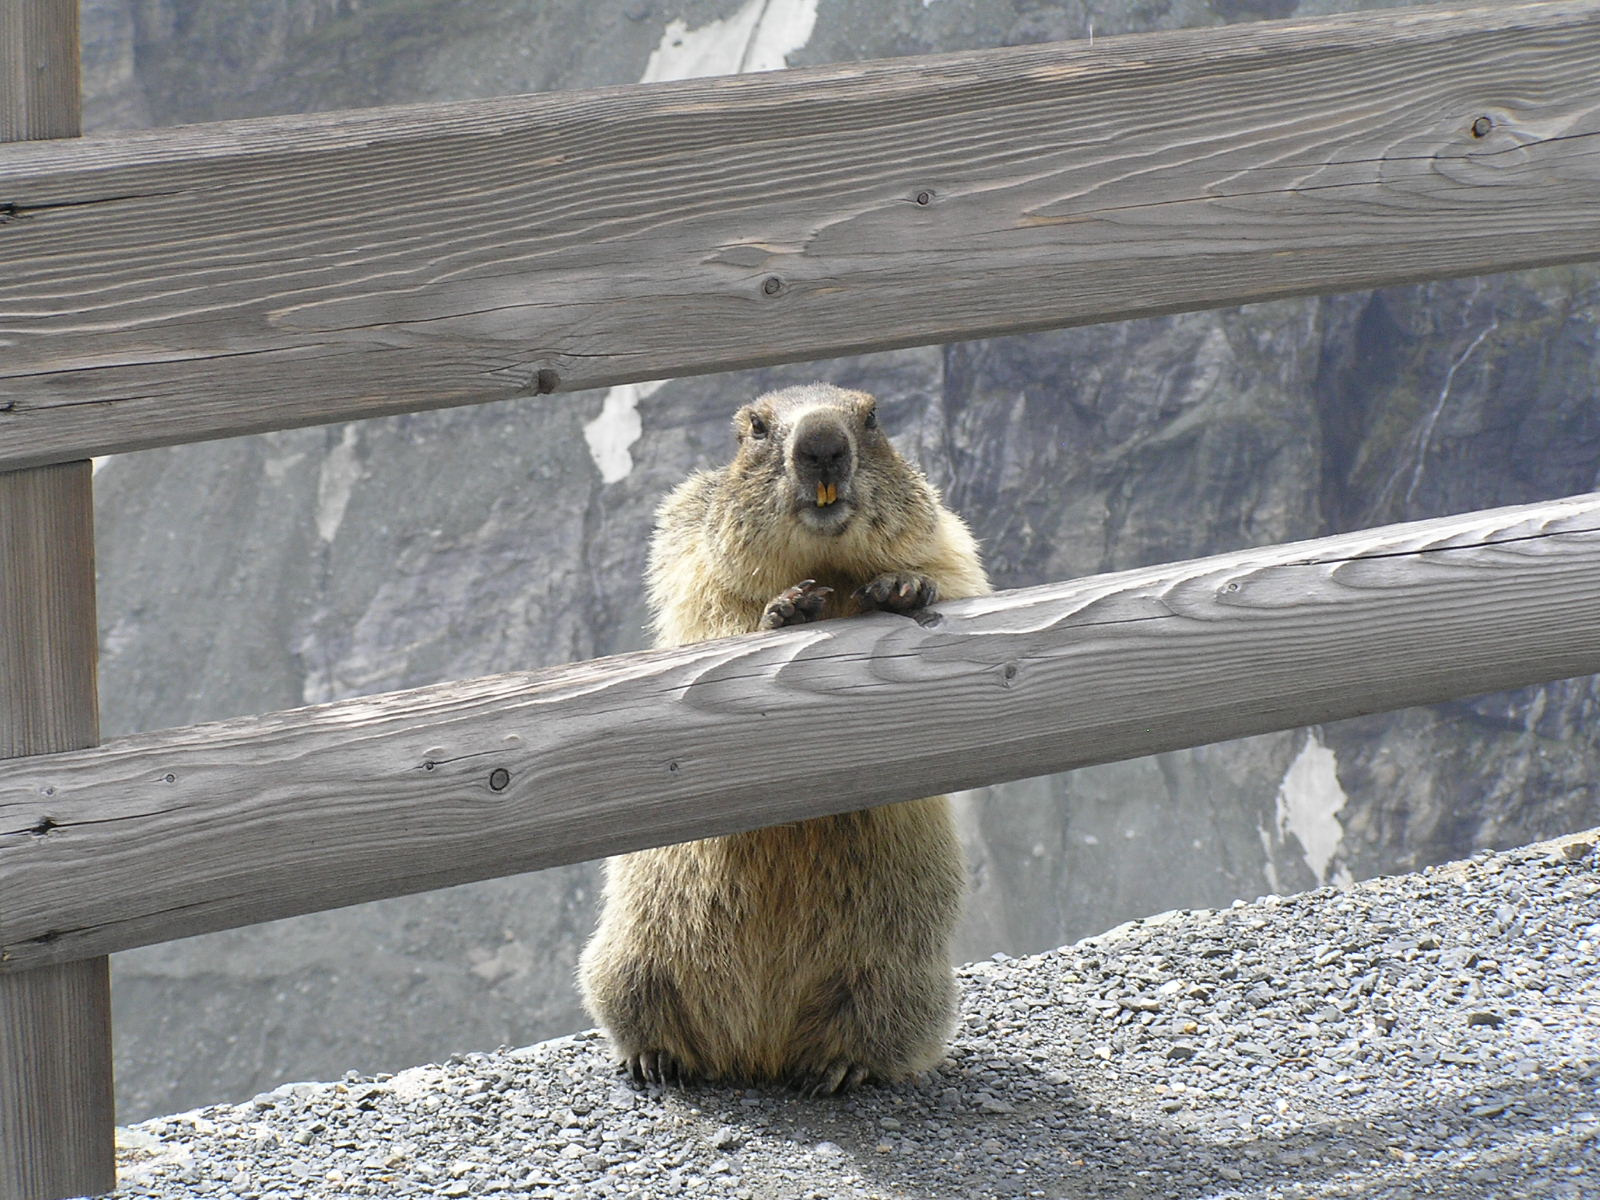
[2,1,1599,470]
[4,492,1600,972]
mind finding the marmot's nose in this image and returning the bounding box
[793,423,851,478]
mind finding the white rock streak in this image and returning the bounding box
[1275,730,1353,887]
[641,0,819,83]
[315,424,361,543]
[584,380,665,484]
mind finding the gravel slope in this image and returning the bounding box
[111,831,1600,1200]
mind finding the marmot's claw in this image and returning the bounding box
[853,572,938,614]
[626,1049,697,1087]
[794,1061,871,1097]
[627,1050,657,1086]
[759,579,833,630]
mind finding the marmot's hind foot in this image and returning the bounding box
[853,572,938,614]
[626,1049,699,1087]
[759,579,833,630]
[792,1061,872,1097]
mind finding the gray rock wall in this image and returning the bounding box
[76,0,1600,1120]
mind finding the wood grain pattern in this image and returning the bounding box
[0,471,115,1191]
[4,493,1600,973]
[3,2,1599,469]
[0,0,79,142]
[0,8,116,1194]
[0,466,98,759]
[0,960,113,1200]
[0,465,115,1198]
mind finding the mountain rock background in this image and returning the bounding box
[72,0,1600,1120]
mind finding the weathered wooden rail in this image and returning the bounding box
[1,1,1599,470]
[5,493,1600,973]
[3,2,1600,1197]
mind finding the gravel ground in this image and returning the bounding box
[110,830,1600,1200]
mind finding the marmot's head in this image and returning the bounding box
[729,383,910,539]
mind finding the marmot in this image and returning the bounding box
[578,383,990,1095]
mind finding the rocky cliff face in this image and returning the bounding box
[76,0,1600,1120]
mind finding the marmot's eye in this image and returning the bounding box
[749,414,769,439]
[863,408,879,431]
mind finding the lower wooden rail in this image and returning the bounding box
[6,492,1600,984]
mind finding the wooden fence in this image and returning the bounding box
[2,1,1600,1195]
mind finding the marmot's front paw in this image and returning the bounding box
[759,579,833,630]
[853,572,938,614]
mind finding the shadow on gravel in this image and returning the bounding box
[673,1050,1596,1200]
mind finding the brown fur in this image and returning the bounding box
[578,383,990,1093]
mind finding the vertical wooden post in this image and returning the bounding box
[1,0,79,141]
[1,5,117,1198]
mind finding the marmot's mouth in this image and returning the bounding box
[795,486,853,535]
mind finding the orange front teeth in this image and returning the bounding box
[816,482,838,507]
